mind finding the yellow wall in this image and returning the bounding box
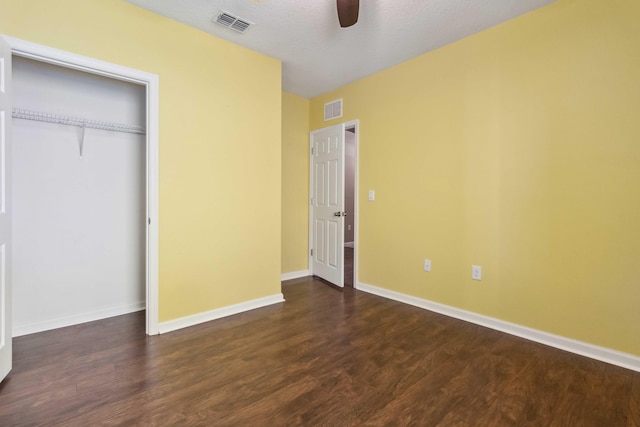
[281,92,310,274]
[310,0,640,356]
[1,0,282,322]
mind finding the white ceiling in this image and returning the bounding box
[123,0,555,99]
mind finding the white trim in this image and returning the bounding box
[4,35,160,336]
[145,64,160,336]
[357,282,640,373]
[281,270,310,281]
[346,120,359,287]
[6,36,153,85]
[13,302,145,337]
[159,293,285,334]
[344,242,354,248]
[308,131,314,276]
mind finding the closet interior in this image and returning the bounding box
[11,56,147,336]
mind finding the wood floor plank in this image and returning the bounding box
[0,276,637,426]
[630,375,640,427]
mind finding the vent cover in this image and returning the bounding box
[214,11,253,33]
[324,99,343,121]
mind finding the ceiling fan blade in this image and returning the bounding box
[337,0,359,28]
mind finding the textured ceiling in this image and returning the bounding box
[123,0,556,99]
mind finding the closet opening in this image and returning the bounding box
[12,56,146,336]
[5,36,159,337]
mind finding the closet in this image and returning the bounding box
[11,56,147,336]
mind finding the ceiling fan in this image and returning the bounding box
[337,0,359,28]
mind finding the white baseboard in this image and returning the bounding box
[281,270,310,281]
[344,242,354,248]
[357,282,640,372]
[159,293,285,334]
[13,301,145,337]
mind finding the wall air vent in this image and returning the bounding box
[324,99,343,121]
[214,11,253,34]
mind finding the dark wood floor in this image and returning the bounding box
[345,246,354,287]
[1,277,639,426]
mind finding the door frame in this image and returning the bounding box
[4,36,159,335]
[309,119,359,288]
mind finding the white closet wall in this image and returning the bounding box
[12,57,146,336]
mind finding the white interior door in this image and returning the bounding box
[311,124,345,287]
[0,36,13,382]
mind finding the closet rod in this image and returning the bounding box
[11,108,146,135]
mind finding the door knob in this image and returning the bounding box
[334,212,347,217]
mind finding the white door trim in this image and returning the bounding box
[348,120,359,289]
[309,119,359,288]
[4,36,160,335]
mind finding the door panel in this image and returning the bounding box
[311,124,345,287]
[316,163,325,206]
[0,36,12,382]
[328,159,338,205]
[328,221,338,267]
[315,219,325,264]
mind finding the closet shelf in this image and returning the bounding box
[12,108,146,135]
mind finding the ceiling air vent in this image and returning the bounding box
[214,11,253,34]
[324,99,343,121]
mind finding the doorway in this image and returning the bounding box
[12,56,146,336]
[309,120,358,289]
[344,125,356,287]
[3,36,159,335]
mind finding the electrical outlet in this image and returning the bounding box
[347,224,351,231]
[424,259,431,272]
[472,265,482,281]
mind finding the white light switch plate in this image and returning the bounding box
[424,259,431,272]
[368,190,375,201]
[472,265,482,280]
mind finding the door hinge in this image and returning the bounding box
[311,147,315,155]
[310,248,313,256]
[148,218,151,225]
